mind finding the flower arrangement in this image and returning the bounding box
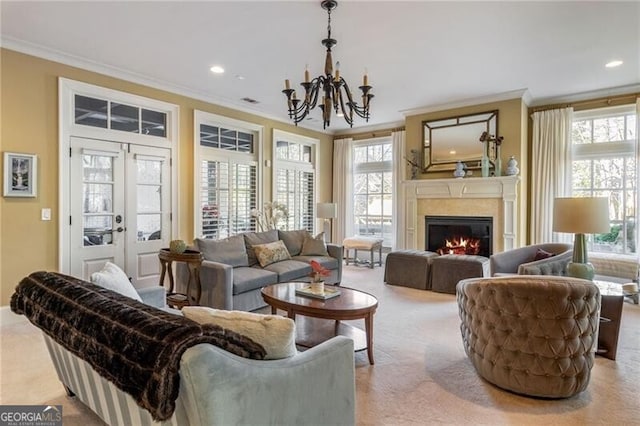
[309,260,331,283]
[250,201,289,231]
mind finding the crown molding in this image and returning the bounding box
[529,84,640,107]
[400,89,531,117]
[0,36,332,133]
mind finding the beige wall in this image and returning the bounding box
[0,48,333,306]
[404,97,528,248]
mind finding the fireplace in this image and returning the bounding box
[425,216,493,257]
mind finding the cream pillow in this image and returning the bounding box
[90,262,142,302]
[182,306,297,360]
[253,240,291,267]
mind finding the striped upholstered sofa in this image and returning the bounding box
[12,272,355,426]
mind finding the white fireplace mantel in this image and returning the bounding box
[400,175,521,252]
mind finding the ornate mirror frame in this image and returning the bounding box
[422,110,499,173]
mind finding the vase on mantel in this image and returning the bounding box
[494,145,502,176]
[481,150,490,178]
[506,156,520,176]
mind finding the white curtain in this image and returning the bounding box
[635,97,640,266]
[391,130,406,250]
[332,137,354,243]
[530,107,573,244]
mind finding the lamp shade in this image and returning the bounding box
[317,202,337,219]
[553,197,610,234]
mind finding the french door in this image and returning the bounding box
[69,137,171,286]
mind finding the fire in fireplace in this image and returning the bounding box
[425,216,493,257]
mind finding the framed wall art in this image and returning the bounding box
[3,152,37,197]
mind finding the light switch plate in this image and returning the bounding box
[41,208,51,221]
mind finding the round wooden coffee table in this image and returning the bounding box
[261,282,378,364]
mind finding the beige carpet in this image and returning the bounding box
[1,265,639,425]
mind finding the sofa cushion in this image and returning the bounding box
[300,232,328,256]
[183,306,297,360]
[244,230,279,266]
[292,255,339,271]
[232,267,278,295]
[263,259,313,282]
[90,262,142,302]
[253,240,291,267]
[196,235,249,267]
[278,229,310,257]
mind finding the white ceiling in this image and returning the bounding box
[1,1,638,134]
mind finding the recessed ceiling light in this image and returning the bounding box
[605,60,623,68]
[449,150,457,155]
[210,65,225,74]
[235,74,245,80]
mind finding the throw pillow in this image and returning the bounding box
[300,232,329,256]
[90,262,142,302]
[253,240,291,267]
[182,306,297,360]
[196,235,249,267]
[244,229,279,266]
[278,229,311,257]
[533,249,556,261]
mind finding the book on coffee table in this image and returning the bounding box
[295,285,341,300]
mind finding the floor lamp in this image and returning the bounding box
[553,197,610,280]
[317,202,337,243]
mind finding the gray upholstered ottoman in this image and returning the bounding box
[384,250,439,290]
[430,254,489,294]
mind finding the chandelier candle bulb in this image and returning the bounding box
[285,79,290,90]
[363,72,368,86]
[304,65,310,83]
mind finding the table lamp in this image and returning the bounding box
[553,197,610,280]
[317,202,337,242]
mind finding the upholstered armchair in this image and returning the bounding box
[456,275,601,398]
[489,243,572,276]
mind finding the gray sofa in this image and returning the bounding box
[13,271,356,426]
[177,229,343,312]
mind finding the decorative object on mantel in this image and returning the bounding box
[506,156,520,176]
[281,0,373,129]
[479,131,504,177]
[553,197,610,280]
[453,161,465,178]
[405,149,422,179]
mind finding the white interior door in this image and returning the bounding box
[69,137,171,285]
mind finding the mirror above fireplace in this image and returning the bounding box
[422,110,498,173]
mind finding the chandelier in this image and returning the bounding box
[282,0,373,129]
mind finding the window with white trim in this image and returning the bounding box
[571,105,637,255]
[273,130,318,232]
[353,138,393,247]
[195,111,262,239]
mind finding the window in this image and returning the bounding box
[273,130,317,232]
[195,112,261,239]
[353,138,393,246]
[75,95,167,137]
[571,105,637,255]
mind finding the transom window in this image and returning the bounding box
[74,95,167,137]
[353,138,393,246]
[571,105,637,255]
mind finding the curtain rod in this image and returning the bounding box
[529,92,639,113]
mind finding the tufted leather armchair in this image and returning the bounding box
[456,275,601,398]
[489,243,573,276]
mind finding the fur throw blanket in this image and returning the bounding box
[11,271,266,421]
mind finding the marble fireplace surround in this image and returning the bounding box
[401,176,520,254]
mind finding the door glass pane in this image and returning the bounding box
[111,103,139,132]
[136,158,163,240]
[75,95,108,128]
[84,215,113,246]
[82,153,114,246]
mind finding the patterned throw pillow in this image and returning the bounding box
[253,240,291,267]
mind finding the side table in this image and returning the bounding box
[593,280,625,361]
[158,248,203,309]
